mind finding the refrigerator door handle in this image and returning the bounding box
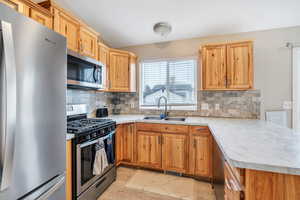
[35,174,65,200]
[0,21,17,192]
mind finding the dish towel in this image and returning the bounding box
[93,139,108,175]
[106,135,115,164]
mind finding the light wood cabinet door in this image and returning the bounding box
[162,133,188,173]
[98,43,110,89]
[227,41,253,89]
[66,140,72,200]
[54,10,80,52]
[116,125,123,165]
[201,44,227,90]
[109,51,130,91]
[30,8,52,29]
[136,131,162,168]
[189,130,212,177]
[122,123,135,163]
[79,26,98,59]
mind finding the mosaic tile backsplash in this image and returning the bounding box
[67,89,261,119]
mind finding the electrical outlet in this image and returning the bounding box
[201,103,209,110]
[283,101,292,110]
[130,103,135,109]
[215,104,220,110]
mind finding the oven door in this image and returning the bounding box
[76,131,115,196]
[67,55,104,89]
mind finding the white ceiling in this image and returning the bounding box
[55,0,300,48]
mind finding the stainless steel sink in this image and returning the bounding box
[143,116,163,120]
[164,117,186,121]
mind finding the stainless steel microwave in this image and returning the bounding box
[67,50,105,90]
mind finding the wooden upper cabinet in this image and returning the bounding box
[136,131,162,168]
[109,50,130,91]
[29,7,52,29]
[53,9,80,52]
[98,43,110,89]
[227,41,253,89]
[162,133,188,173]
[202,44,227,90]
[201,41,253,90]
[79,25,98,59]
[189,127,212,177]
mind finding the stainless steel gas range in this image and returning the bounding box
[67,105,116,200]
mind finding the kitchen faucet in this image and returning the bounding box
[158,96,168,118]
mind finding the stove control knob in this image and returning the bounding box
[92,133,97,138]
[101,129,105,134]
[86,135,91,140]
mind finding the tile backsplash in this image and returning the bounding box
[67,89,261,119]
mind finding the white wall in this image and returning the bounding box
[122,26,300,127]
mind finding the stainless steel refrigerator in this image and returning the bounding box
[0,4,67,200]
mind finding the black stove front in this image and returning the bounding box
[68,114,117,200]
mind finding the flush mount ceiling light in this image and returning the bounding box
[153,22,172,37]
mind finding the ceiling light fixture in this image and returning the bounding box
[153,22,172,37]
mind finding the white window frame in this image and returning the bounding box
[139,57,198,111]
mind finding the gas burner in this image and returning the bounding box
[67,118,115,134]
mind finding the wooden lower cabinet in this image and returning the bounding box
[136,131,162,168]
[116,124,123,165]
[116,123,135,164]
[162,133,188,173]
[66,140,72,200]
[245,169,300,200]
[189,128,212,177]
[117,123,212,177]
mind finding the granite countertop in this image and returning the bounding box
[97,114,300,176]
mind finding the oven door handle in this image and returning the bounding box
[79,130,115,148]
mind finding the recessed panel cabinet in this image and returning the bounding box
[29,7,52,29]
[136,131,162,168]
[189,127,212,177]
[53,9,80,52]
[79,26,98,59]
[109,50,130,91]
[162,133,188,173]
[201,41,253,90]
[117,123,212,177]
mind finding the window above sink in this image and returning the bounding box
[139,58,197,111]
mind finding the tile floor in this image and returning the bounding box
[98,167,216,200]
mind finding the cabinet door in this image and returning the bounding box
[55,10,80,52]
[109,51,130,91]
[116,124,123,165]
[162,133,188,173]
[98,43,110,89]
[226,41,253,89]
[122,124,135,163]
[66,140,72,200]
[136,131,161,168]
[189,131,212,177]
[30,8,52,29]
[201,45,227,90]
[79,26,98,59]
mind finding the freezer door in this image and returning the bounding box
[0,4,67,200]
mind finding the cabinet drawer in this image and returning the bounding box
[160,124,188,134]
[190,126,210,135]
[136,123,161,132]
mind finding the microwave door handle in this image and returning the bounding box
[93,66,98,82]
[0,21,17,191]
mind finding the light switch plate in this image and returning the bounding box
[215,104,220,110]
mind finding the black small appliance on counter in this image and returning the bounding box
[96,108,109,118]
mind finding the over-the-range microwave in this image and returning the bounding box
[67,49,105,90]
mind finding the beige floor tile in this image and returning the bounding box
[98,167,216,200]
